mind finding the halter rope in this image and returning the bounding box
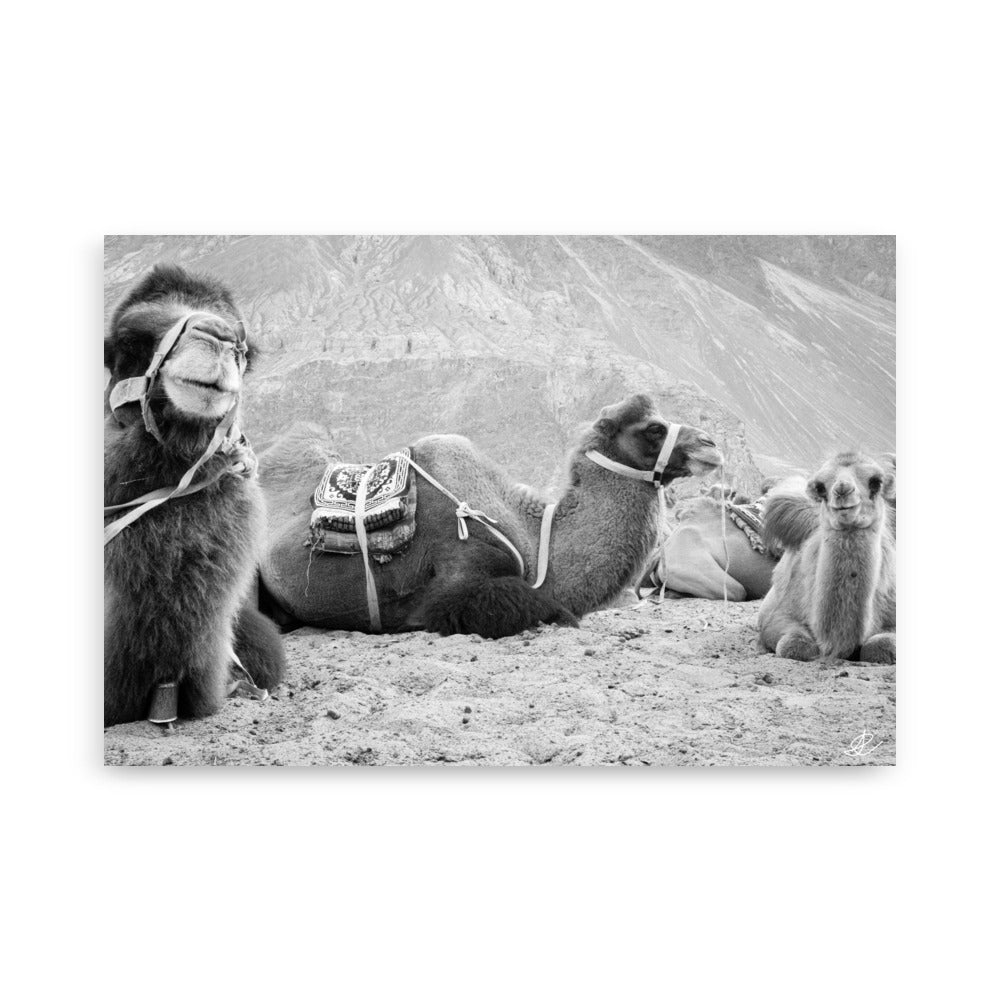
[103,311,252,547]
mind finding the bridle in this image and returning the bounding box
[530,423,685,592]
[583,421,683,487]
[103,311,255,546]
[108,311,247,443]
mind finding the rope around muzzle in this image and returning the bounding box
[103,311,252,546]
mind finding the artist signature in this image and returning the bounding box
[843,729,884,757]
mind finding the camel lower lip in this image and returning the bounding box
[172,377,230,393]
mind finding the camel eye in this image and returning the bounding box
[869,476,882,494]
[813,482,827,499]
[642,423,666,443]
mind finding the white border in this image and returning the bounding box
[5,2,993,996]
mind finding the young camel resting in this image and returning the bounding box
[758,452,896,664]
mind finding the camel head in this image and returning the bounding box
[584,393,724,482]
[807,452,895,531]
[105,265,252,430]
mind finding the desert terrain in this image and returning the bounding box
[103,597,895,767]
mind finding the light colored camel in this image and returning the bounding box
[259,394,724,637]
[638,492,777,601]
[758,453,896,663]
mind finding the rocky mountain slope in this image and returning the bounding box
[104,236,894,485]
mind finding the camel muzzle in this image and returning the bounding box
[108,311,248,440]
[830,483,861,509]
[104,311,255,547]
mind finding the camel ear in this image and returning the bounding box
[594,416,618,439]
[882,472,896,501]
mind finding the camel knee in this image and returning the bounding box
[419,574,577,639]
[775,628,820,661]
[859,632,896,664]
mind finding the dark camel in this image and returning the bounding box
[259,394,724,638]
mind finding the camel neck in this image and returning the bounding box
[546,467,660,616]
[104,417,229,507]
[812,519,887,657]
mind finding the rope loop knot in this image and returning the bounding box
[454,501,499,540]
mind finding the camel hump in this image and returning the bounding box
[763,483,820,554]
[410,433,478,459]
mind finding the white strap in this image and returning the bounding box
[108,376,147,413]
[103,400,243,545]
[584,450,657,481]
[532,503,557,589]
[585,422,684,485]
[455,500,498,540]
[653,422,683,484]
[353,465,383,632]
[408,457,526,578]
[655,485,670,599]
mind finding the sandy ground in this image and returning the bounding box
[104,597,895,767]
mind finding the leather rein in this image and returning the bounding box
[103,311,255,547]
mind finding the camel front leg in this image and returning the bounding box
[775,627,821,661]
[759,603,820,660]
[859,631,896,664]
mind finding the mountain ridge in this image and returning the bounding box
[104,235,895,485]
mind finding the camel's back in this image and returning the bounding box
[411,434,517,511]
[410,434,537,571]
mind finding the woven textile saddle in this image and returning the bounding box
[726,499,768,555]
[309,448,417,560]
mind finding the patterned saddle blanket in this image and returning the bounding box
[309,448,417,560]
[726,500,767,555]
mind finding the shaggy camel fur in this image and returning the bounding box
[758,453,896,663]
[259,394,724,638]
[104,265,286,726]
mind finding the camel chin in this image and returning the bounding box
[163,375,236,420]
[686,448,725,477]
[825,502,879,531]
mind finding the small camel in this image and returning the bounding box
[758,452,896,663]
[259,394,724,638]
[104,265,286,726]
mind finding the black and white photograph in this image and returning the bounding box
[103,235,896,766]
[10,3,995,996]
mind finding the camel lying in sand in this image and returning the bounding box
[259,394,724,638]
[758,452,896,663]
[637,486,780,601]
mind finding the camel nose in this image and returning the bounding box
[831,479,859,506]
[189,317,238,345]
